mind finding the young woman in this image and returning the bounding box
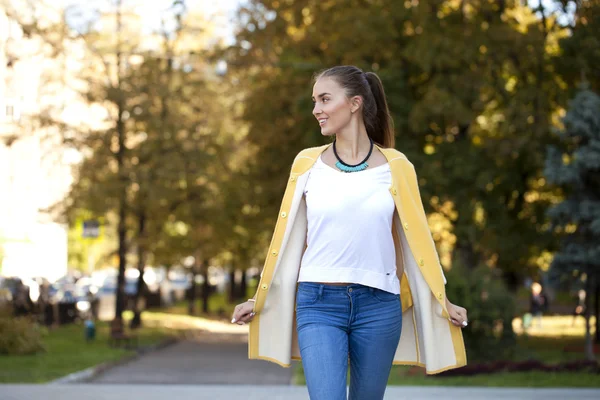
[231,65,468,399]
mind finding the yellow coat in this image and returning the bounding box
[248,143,467,374]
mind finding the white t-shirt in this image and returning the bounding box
[298,154,400,294]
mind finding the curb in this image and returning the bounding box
[50,337,178,384]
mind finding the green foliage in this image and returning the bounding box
[544,88,600,283]
[445,264,517,362]
[0,310,46,356]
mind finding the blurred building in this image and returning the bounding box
[0,3,75,282]
[1,1,229,281]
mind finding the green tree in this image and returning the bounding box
[56,0,144,323]
[117,4,253,315]
[66,1,233,320]
[401,0,566,288]
[544,87,600,360]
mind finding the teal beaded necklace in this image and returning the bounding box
[333,137,374,173]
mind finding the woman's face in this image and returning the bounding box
[312,77,355,136]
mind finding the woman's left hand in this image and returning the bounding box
[445,298,468,328]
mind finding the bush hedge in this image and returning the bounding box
[0,306,45,355]
[444,263,517,362]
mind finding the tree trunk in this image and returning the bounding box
[240,269,248,300]
[595,278,600,344]
[584,276,594,361]
[228,267,236,303]
[113,0,127,326]
[115,194,127,321]
[188,252,200,315]
[130,210,146,329]
[503,270,521,293]
[201,258,209,314]
[454,239,478,269]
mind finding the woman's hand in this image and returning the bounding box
[445,298,468,328]
[231,300,256,325]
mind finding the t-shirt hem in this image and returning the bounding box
[298,267,400,294]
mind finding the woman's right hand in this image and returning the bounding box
[231,301,256,325]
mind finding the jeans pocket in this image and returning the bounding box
[372,288,400,302]
[296,287,319,306]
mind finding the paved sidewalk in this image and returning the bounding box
[22,314,597,399]
[90,339,292,384]
[3,384,600,399]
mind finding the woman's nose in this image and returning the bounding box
[313,104,321,116]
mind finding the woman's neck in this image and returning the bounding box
[334,132,371,160]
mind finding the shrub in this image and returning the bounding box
[444,263,517,362]
[0,310,46,355]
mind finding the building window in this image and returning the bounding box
[2,101,19,122]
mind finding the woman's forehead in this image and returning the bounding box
[312,77,341,95]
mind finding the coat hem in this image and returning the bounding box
[249,355,465,375]
[249,355,292,368]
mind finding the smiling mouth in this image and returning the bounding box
[318,118,328,126]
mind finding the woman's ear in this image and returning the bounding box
[350,96,362,114]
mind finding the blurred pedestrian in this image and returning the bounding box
[529,282,547,329]
[571,289,586,327]
[13,280,31,317]
[37,281,51,325]
[231,66,468,400]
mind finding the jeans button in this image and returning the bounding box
[348,288,353,293]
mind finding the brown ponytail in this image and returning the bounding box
[364,72,395,149]
[314,66,395,148]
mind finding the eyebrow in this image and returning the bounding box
[311,92,331,100]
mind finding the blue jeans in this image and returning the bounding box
[295,282,402,400]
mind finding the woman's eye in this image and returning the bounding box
[323,98,329,102]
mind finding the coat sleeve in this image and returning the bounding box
[405,161,448,285]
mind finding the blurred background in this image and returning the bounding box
[0,0,599,388]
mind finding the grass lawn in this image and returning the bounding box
[0,318,176,383]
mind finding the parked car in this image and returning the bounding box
[168,268,192,303]
[96,276,138,296]
[0,276,39,302]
